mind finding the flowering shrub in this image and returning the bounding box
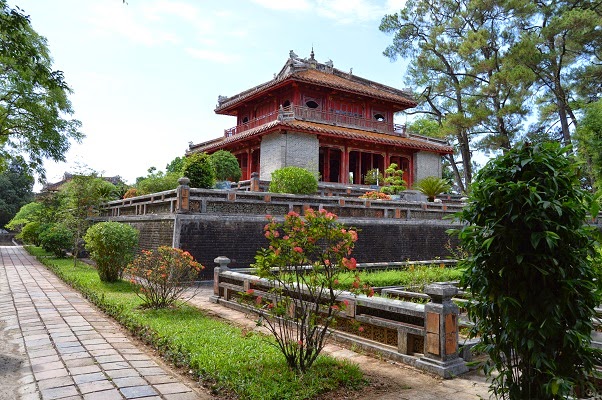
[251,208,371,373]
[126,246,203,309]
[359,191,391,200]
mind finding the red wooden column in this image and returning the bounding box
[246,148,252,181]
[341,146,348,184]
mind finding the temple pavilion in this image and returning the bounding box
[188,50,453,187]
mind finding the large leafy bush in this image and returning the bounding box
[39,223,73,258]
[269,166,317,195]
[209,150,241,182]
[84,222,139,282]
[454,142,602,398]
[182,152,215,189]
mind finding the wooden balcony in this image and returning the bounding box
[224,105,407,137]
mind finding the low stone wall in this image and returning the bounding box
[211,267,468,378]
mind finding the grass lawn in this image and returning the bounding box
[328,265,464,292]
[26,246,365,400]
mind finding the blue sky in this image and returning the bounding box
[12,0,410,189]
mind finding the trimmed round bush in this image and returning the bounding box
[269,166,318,195]
[209,150,242,182]
[182,152,215,189]
[39,223,73,258]
[84,222,139,282]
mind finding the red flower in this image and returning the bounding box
[342,257,357,270]
[358,326,365,333]
[255,296,263,305]
[246,289,254,295]
[293,247,303,253]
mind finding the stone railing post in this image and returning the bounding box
[416,283,468,378]
[210,256,231,303]
[176,177,190,213]
[250,172,260,192]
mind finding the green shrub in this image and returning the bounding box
[126,246,203,309]
[136,171,179,195]
[182,152,215,189]
[209,150,242,182]
[123,188,139,199]
[39,223,73,258]
[454,142,602,398]
[380,163,406,195]
[414,176,451,201]
[363,168,383,185]
[269,166,317,194]
[18,221,44,245]
[84,222,139,282]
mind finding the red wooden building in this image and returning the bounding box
[188,50,453,187]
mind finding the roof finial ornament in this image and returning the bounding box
[310,46,315,60]
[289,50,298,59]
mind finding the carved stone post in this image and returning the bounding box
[210,256,231,304]
[176,177,190,213]
[250,172,260,192]
[416,283,468,378]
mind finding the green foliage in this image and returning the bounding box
[0,1,83,181]
[414,176,451,201]
[84,222,139,282]
[18,221,44,245]
[209,150,242,182]
[380,163,406,195]
[126,247,203,309]
[363,168,383,186]
[61,172,118,264]
[252,209,370,373]
[575,100,602,190]
[27,246,365,399]
[39,222,72,258]
[454,141,602,399]
[182,152,215,189]
[5,201,42,232]
[165,156,185,174]
[407,117,445,139]
[123,188,139,199]
[268,166,318,194]
[0,160,34,227]
[136,171,180,195]
[337,265,463,292]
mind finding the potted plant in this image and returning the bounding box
[380,163,407,200]
[209,150,242,189]
[363,168,384,187]
[414,176,452,202]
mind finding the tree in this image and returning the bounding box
[182,152,215,189]
[61,172,117,265]
[455,142,602,398]
[510,0,602,145]
[0,159,33,227]
[575,99,602,190]
[5,200,41,232]
[135,167,179,195]
[209,150,241,182]
[165,156,184,174]
[0,1,83,181]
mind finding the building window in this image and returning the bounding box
[242,116,249,124]
[374,113,386,122]
[282,100,291,108]
[306,100,319,109]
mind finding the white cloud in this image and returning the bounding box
[185,48,240,63]
[315,0,388,23]
[385,0,407,13]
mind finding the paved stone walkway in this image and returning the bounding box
[0,246,207,400]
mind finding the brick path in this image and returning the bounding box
[0,246,207,400]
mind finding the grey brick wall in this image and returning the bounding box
[259,131,319,180]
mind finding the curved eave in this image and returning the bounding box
[188,121,453,155]
[214,74,417,115]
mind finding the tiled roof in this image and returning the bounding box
[214,54,416,114]
[188,120,453,155]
